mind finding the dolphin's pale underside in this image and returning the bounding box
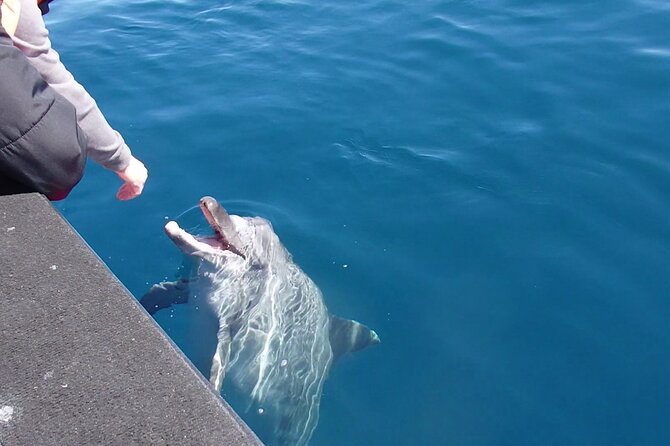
[141,197,379,445]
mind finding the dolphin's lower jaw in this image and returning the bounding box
[164,221,226,256]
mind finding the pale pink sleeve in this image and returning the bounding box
[11,0,132,171]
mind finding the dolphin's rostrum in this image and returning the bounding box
[142,197,379,445]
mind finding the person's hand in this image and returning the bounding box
[116,156,148,200]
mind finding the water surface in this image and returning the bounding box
[52,0,670,444]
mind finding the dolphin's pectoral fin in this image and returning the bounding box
[139,280,190,315]
[210,326,232,392]
[328,315,380,362]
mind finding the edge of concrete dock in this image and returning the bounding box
[0,193,262,445]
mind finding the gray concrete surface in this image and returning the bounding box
[0,193,262,445]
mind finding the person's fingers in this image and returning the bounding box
[116,181,143,201]
[115,156,148,200]
[116,183,132,201]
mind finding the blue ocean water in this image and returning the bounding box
[49,0,670,444]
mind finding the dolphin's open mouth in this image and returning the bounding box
[163,197,245,258]
[199,197,245,258]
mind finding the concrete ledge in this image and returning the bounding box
[0,193,262,445]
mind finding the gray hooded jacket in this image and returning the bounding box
[0,20,86,199]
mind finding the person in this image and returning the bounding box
[0,0,147,200]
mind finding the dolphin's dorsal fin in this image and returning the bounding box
[329,315,380,362]
[140,280,190,315]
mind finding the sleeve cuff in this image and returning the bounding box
[102,143,133,172]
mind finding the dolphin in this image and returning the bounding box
[141,196,379,446]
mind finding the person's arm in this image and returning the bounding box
[11,0,147,199]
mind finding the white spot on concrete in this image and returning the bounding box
[43,370,54,380]
[50,265,57,270]
[61,383,68,388]
[0,406,14,424]
[6,227,15,232]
